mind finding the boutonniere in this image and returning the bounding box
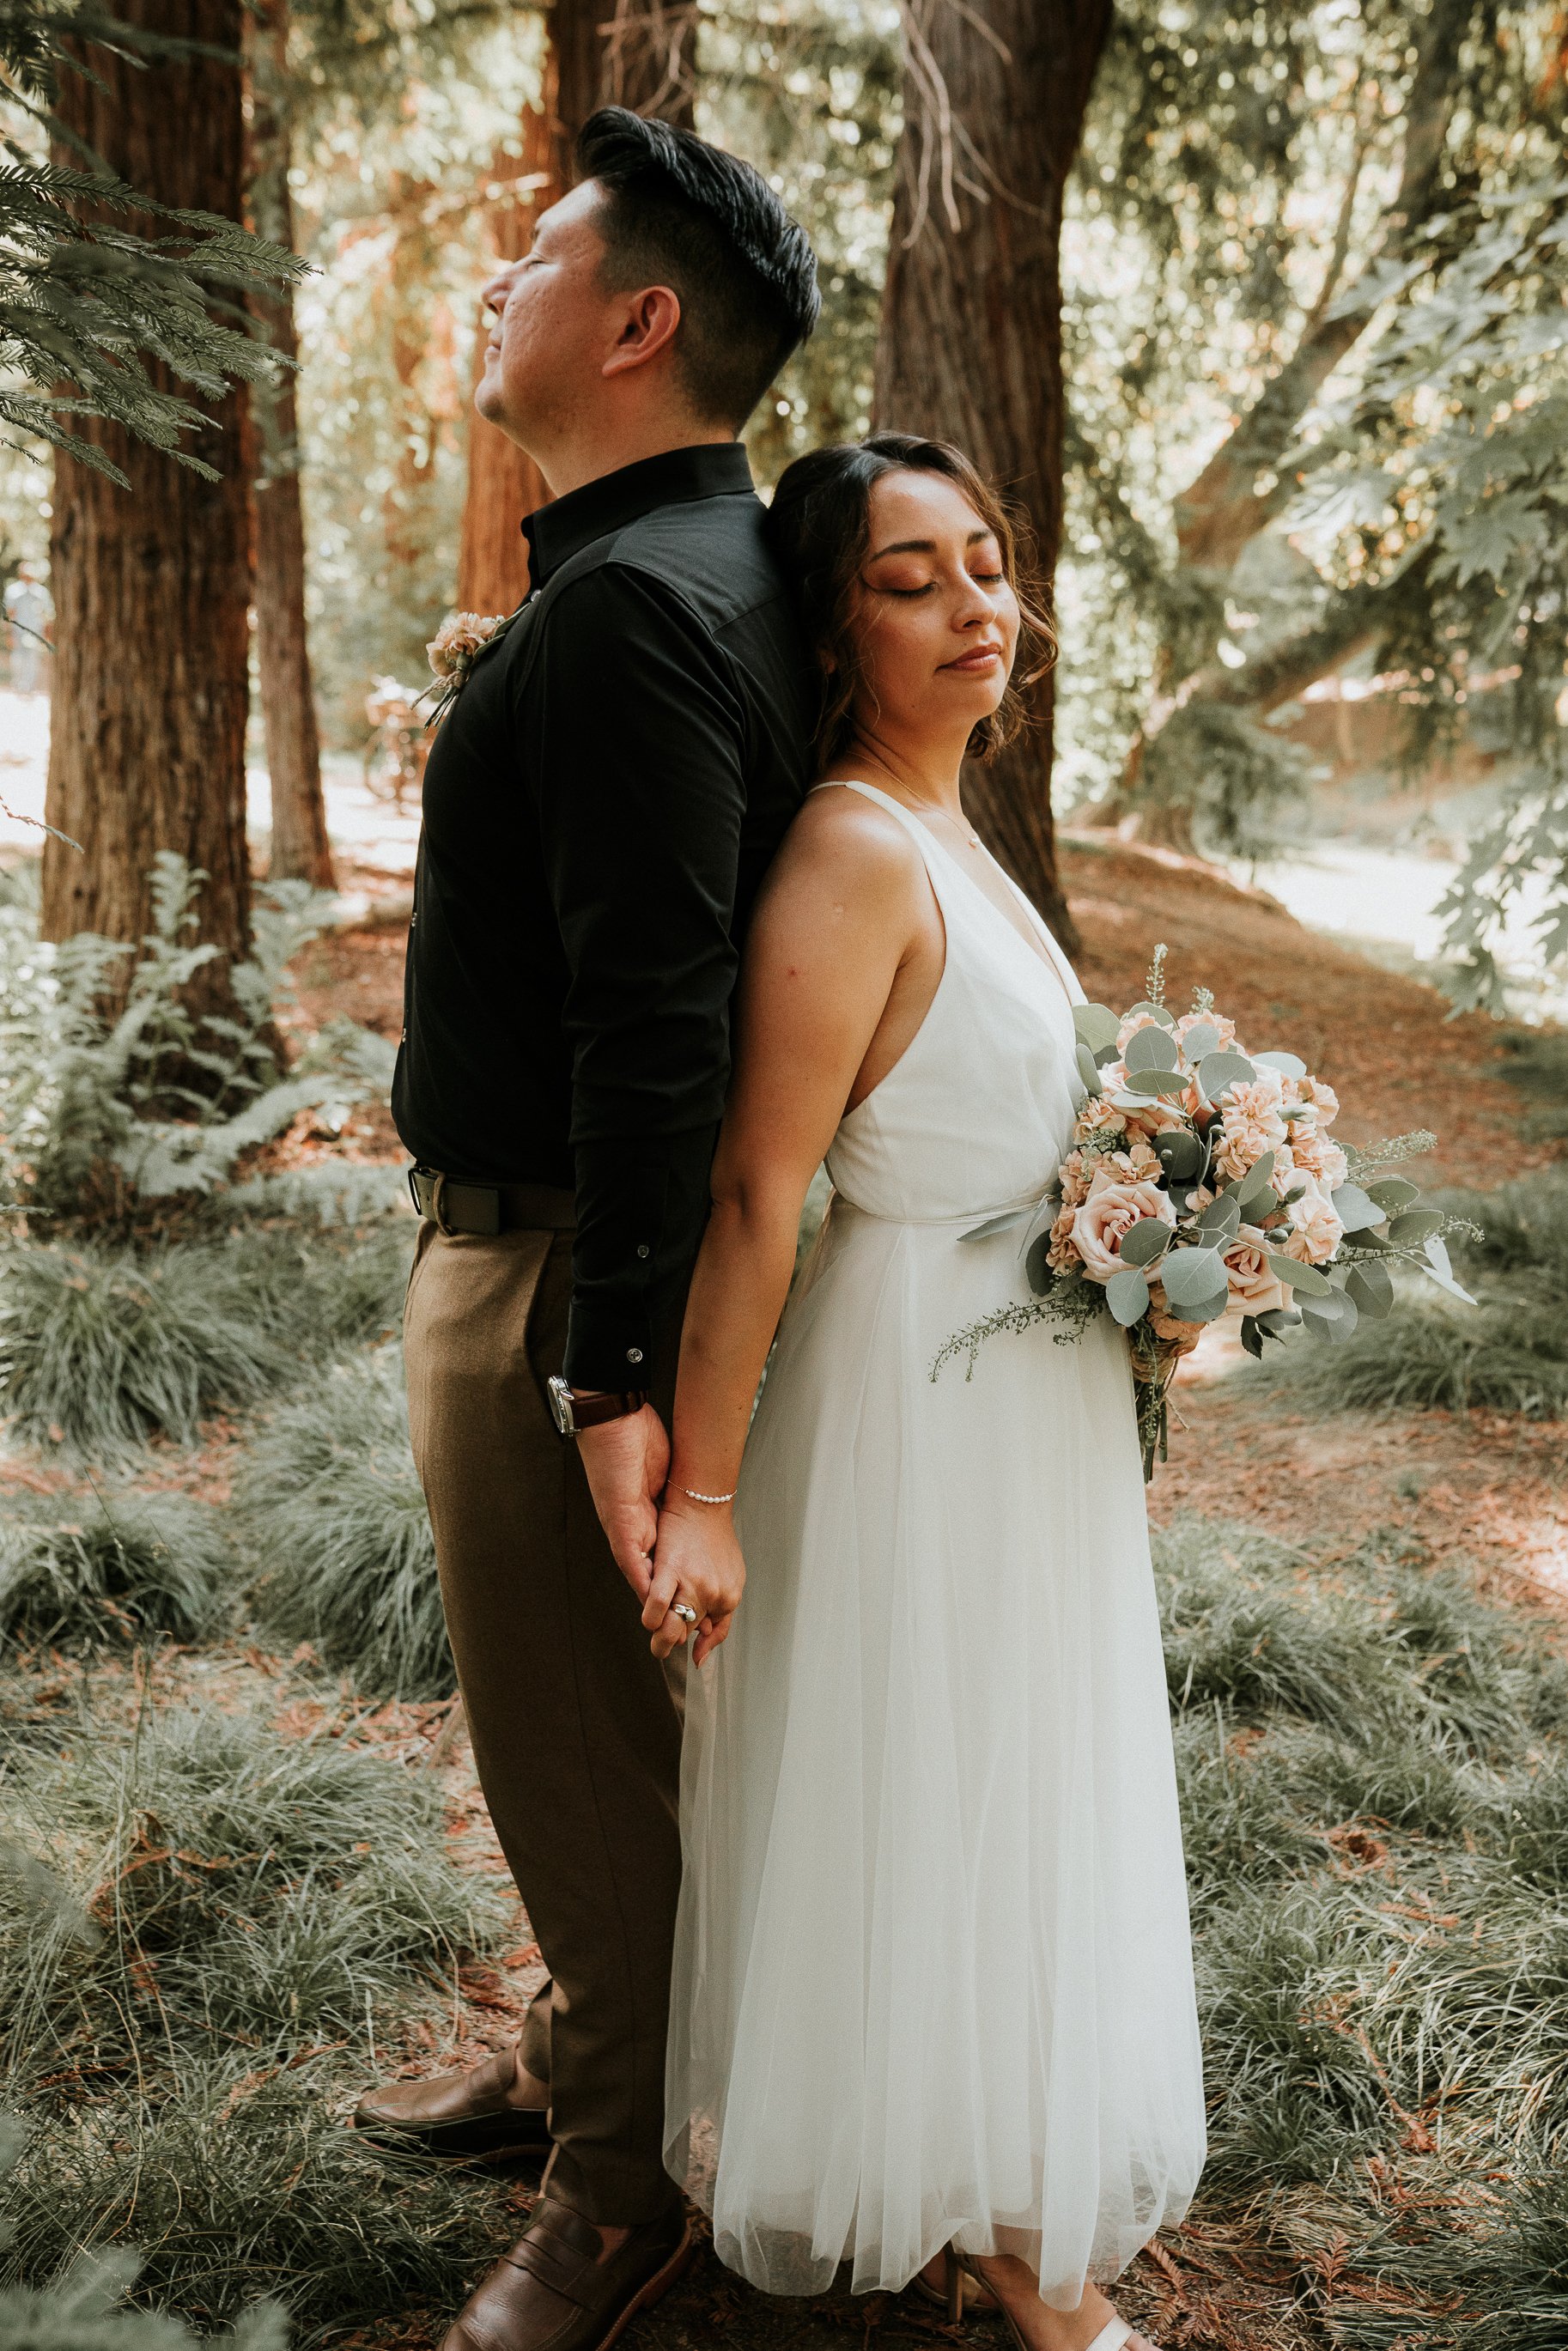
[422,604,525,723]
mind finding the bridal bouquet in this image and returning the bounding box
[936,947,1475,1479]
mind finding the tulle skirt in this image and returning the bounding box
[663,1195,1206,2305]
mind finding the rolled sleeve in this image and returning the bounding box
[525,563,750,1388]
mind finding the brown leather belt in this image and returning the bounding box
[408,1164,575,1237]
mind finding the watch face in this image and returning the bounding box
[546,1375,574,1436]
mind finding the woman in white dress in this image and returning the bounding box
[643,435,1206,2351]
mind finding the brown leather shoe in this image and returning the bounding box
[441,2196,693,2351]
[353,2044,550,2160]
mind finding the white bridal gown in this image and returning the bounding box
[664,781,1206,2309]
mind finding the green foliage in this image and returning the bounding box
[0,1689,511,2328]
[0,0,307,477]
[1158,1517,1568,2342]
[0,1486,233,1646]
[241,1348,448,1701]
[1259,1171,1568,1418]
[0,854,392,1218]
[0,1219,411,1458]
[1491,1027,1568,1139]
[1060,0,1568,959]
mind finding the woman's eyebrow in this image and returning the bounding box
[867,529,992,559]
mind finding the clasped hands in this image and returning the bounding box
[577,1405,744,1667]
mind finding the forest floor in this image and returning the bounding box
[262,832,1565,2351]
[7,829,1564,2351]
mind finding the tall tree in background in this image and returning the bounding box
[456,0,696,617]
[247,0,334,890]
[42,0,254,988]
[873,0,1113,951]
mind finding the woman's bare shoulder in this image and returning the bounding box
[769,781,926,898]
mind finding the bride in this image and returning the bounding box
[642,434,1206,2351]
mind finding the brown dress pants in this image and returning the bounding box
[404,1201,684,2224]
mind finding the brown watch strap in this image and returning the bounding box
[569,1388,648,1430]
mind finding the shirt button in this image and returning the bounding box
[400,1028,407,1042]
[627,1348,644,1365]
[636,1244,650,1259]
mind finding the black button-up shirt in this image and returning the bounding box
[392,442,815,1388]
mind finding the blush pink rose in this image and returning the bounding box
[1071,1180,1176,1283]
[1223,1224,1291,1316]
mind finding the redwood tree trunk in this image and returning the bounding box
[43,0,252,980]
[247,0,334,890]
[456,1,697,616]
[456,57,560,617]
[872,0,1112,953]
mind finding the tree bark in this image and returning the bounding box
[872,0,1113,954]
[43,0,253,987]
[246,0,334,890]
[456,57,560,617]
[455,1,698,617]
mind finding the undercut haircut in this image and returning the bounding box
[576,107,820,431]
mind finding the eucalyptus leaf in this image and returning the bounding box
[1106,1266,1151,1327]
[1155,1129,1203,1181]
[1075,1042,1103,1097]
[1123,999,1176,1030]
[960,1206,1035,1244]
[1125,1024,1181,1073]
[1388,1207,1444,1245]
[1194,1193,1243,1242]
[1346,1261,1394,1318]
[1330,1182,1386,1234]
[1267,1251,1331,1297]
[1366,1176,1420,1212]
[1118,1216,1174,1268]
[1073,1003,1121,1056]
[1181,1022,1221,1060]
[1255,1307,1303,1338]
[1239,1315,1264,1361]
[1159,1245,1229,1311]
[1185,1285,1231,1325]
[1123,1068,1193,1098]
[1255,1050,1307,1079]
[1025,1232,1054,1297]
[1198,1050,1255,1097]
[1298,1289,1359,1341]
[1424,1231,1477,1305]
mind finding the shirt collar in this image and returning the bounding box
[522,442,756,586]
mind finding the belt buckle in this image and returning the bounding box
[430,1170,456,1236]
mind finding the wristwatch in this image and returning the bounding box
[546,1375,648,1437]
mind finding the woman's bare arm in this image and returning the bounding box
[643,792,938,1661]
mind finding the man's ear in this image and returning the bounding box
[601,284,682,380]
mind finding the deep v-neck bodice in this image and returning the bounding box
[810,780,1085,1227]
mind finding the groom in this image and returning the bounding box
[371,108,819,2351]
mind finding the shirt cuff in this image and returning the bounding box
[561,1125,719,1391]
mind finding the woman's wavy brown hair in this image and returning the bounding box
[765,434,1056,765]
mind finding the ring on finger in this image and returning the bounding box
[671,1601,699,1625]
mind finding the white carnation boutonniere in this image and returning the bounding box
[423,606,521,722]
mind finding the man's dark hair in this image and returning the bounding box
[576,107,820,430]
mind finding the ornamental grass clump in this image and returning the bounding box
[0,1488,234,1646]
[0,1222,412,1460]
[0,1692,512,2329]
[1157,1516,1568,2348]
[240,1349,447,1700]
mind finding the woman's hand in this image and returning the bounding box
[644,1491,746,1666]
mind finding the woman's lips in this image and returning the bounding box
[941,646,1003,673]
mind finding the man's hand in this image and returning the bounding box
[576,1402,670,1601]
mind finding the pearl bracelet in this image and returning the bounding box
[675,1483,738,1506]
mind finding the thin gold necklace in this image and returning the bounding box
[875,782,982,850]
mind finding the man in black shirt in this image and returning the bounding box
[360,109,818,2351]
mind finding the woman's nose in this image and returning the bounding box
[481,259,519,317]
